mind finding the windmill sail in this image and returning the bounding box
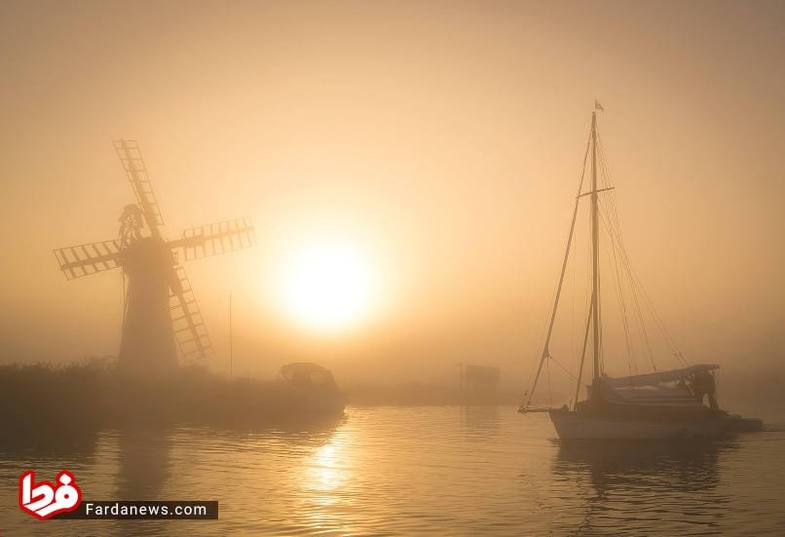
[169,218,256,261]
[53,239,122,279]
[114,139,165,232]
[169,265,213,362]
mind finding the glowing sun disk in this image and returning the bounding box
[279,241,375,332]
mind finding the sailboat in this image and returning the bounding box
[519,105,762,440]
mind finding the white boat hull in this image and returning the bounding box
[548,409,729,440]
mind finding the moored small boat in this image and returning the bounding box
[278,362,346,415]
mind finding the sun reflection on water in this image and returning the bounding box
[300,423,353,532]
[312,444,343,494]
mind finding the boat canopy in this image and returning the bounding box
[605,384,702,406]
[279,362,337,389]
[603,363,719,388]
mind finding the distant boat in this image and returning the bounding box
[519,106,762,440]
[278,362,346,415]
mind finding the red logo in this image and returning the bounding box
[19,470,82,520]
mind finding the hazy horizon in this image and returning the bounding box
[1,0,784,398]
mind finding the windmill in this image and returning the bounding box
[53,140,255,375]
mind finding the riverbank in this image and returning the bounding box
[0,363,344,444]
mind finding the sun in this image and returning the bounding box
[278,240,377,333]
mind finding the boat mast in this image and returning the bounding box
[590,111,602,383]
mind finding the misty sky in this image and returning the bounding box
[1,0,783,391]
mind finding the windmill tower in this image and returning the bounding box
[53,140,255,375]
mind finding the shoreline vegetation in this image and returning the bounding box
[0,362,345,444]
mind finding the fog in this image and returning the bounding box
[1,1,783,408]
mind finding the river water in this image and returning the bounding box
[1,406,783,535]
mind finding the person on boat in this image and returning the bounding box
[691,370,719,410]
[706,371,719,411]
